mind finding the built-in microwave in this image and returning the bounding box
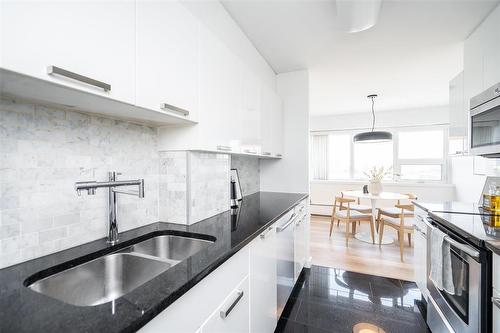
[470,82,500,158]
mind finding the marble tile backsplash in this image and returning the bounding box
[158,151,230,225]
[0,99,159,268]
[231,155,260,196]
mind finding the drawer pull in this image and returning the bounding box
[277,213,297,232]
[47,66,111,91]
[220,290,244,319]
[260,226,273,239]
[276,153,282,157]
[243,149,257,154]
[160,103,190,116]
[262,152,271,156]
[217,145,232,152]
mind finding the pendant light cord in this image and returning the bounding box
[370,95,375,132]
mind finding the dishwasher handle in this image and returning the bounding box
[277,213,297,232]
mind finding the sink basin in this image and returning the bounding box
[126,235,214,262]
[28,253,171,306]
[27,234,215,306]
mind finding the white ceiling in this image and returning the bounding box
[222,0,499,115]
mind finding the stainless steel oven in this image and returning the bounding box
[470,82,500,157]
[425,218,490,333]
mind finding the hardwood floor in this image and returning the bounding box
[309,215,415,282]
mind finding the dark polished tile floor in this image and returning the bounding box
[275,265,430,333]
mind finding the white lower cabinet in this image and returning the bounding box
[249,226,277,332]
[294,200,309,281]
[413,207,429,299]
[201,276,250,333]
[138,247,249,333]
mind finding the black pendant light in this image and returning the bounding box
[353,94,392,143]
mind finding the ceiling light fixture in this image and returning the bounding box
[336,0,382,33]
[353,94,392,143]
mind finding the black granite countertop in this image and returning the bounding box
[0,191,308,333]
[414,201,500,251]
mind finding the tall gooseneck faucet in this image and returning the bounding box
[75,172,145,244]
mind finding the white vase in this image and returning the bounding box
[368,181,383,195]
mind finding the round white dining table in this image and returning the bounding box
[342,190,409,245]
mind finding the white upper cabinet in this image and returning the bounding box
[482,5,500,90]
[260,87,283,157]
[136,1,199,121]
[463,4,500,104]
[449,72,467,138]
[240,69,262,153]
[0,0,135,104]
[198,26,243,151]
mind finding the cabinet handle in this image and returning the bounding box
[220,290,244,319]
[260,226,273,239]
[47,66,111,92]
[216,145,232,152]
[160,103,190,116]
[243,149,257,154]
[276,154,282,157]
[262,152,271,156]
[277,213,297,232]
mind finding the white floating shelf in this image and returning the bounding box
[0,68,197,127]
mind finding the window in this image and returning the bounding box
[328,134,351,179]
[353,140,393,179]
[310,127,447,182]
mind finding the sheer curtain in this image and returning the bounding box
[311,135,328,180]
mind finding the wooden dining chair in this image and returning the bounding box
[330,196,374,247]
[376,193,417,231]
[378,204,415,262]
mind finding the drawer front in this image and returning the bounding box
[201,275,250,333]
[139,246,249,333]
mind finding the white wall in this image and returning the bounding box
[310,105,449,132]
[261,70,310,193]
[450,156,487,203]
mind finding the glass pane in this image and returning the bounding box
[471,105,500,148]
[399,130,444,159]
[400,164,442,180]
[328,134,351,179]
[311,135,328,180]
[353,140,393,179]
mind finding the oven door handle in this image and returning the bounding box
[424,218,480,261]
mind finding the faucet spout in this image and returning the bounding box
[74,172,145,244]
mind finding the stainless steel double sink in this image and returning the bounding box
[26,234,215,306]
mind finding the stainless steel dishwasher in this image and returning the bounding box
[276,209,298,317]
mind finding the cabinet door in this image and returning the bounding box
[271,93,284,156]
[249,227,277,332]
[201,276,250,333]
[260,87,274,155]
[294,213,309,281]
[136,1,199,121]
[240,68,262,152]
[1,0,135,103]
[449,72,467,138]
[481,5,500,90]
[463,29,484,106]
[199,27,242,151]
